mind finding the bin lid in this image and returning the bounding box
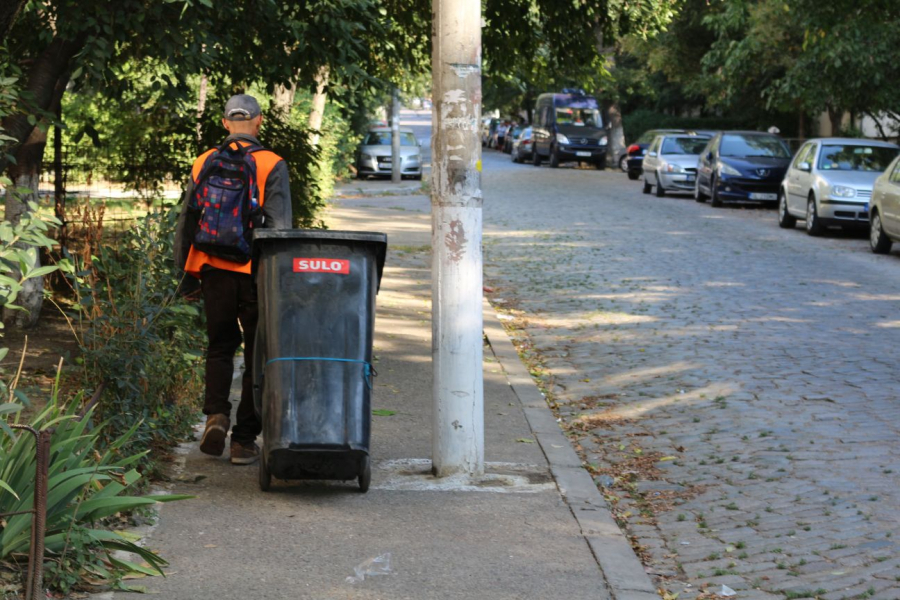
[253,229,388,289]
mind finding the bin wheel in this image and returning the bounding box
[358,456,371,493]
[259,449,271,492]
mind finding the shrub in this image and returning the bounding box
[0,386,190,593]
[68,208,205,468]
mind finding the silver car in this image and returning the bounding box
[868,155,900,254]
[776,137,899,235]
[356,127,423,180]
[641,134,710,196]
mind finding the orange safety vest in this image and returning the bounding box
[184,141,284,278]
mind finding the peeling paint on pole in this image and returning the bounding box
[432,0,484,477]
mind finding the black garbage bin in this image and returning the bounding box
[251,229,387,492]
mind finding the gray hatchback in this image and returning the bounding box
[777,138,899,235]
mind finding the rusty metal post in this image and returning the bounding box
[431,0,484,477]
[6,425,50,600]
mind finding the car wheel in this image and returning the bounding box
[777,190,797,229]
[627,169,640,181]
[655,174,665,197]
[619,154,629,172]
[806,196,824,236]
[532,147,542,166]
[694,179,707,203]
[870,210,893,254]
[642,174,652,194]
[549,145,560,168]
[710,177,723,207]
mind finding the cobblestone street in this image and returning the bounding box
[481,149,900,599]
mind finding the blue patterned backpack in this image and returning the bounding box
[189,140,264,262]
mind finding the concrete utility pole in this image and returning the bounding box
[431,0,484,477]
[391,86,402,183]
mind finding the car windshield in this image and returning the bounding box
[555,108,601,127]
[661,137,708,155]
[363,132,418,146]
[817,144,899,172]
[720,134,790,158]
[638,129,680,144]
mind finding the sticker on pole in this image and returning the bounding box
[293,258,350,275]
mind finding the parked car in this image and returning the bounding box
[777,138,899,235]
[503,124,522,153]
[624,129,687,179]
[531,90,608,169]
[641,134,710,196]
[355,127,423,180]
[869,154,900,253]
[695,131,792,207]
[511,127,534,163]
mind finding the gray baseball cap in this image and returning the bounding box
[224,94,261,121]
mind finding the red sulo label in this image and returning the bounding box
[293,258,350,275]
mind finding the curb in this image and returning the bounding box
[332,184,425,198]
[482,298,659,600]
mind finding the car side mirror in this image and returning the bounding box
[798,162,811,172]
[648,151,658,158]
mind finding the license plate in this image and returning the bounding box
[750,193,777,201]
[576,151,591,157]
[378,158,391,164]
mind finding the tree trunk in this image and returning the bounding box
[592,27,623,169]
[0,0,27,43]
[4,128,48,328]
[273,82,296,113]
[53,102,65,245]
[196,73,208,144]
[3,73,69,328]
[605,99,625,169]
[0,35,83,169]
[828,106,843,137]
[307,66,329,146]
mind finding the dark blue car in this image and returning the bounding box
[695,131,792,207]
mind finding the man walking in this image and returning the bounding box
[175,94,292,465]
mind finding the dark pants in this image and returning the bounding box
[201,268,260,445]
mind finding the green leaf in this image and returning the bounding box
[372,409,396,416]
[516,438,535,443]
[22,265,58,279]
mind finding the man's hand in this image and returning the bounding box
[177,274,202,302]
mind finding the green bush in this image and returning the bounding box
[69,208,204,468]
[261,108,328,229]
[0,388,190,593]
[622,109,756,144]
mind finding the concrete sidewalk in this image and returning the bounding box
[105,193,651,600]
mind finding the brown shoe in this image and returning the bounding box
[199,414,230,456]
[230,441,259,465]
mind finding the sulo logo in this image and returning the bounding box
[293,258,350,275]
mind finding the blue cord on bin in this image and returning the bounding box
[265,357,377,389]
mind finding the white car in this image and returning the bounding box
[869,155,900,254]
[641,134,710,196]
[777,138,899,235]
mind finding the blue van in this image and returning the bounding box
[531,91,608,169]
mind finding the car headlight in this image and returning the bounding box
[665,163,685,173]
[831,185,856,198]
[557,134,570,144]
[718,162,741,177]
[600,136,608,145]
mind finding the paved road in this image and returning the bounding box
[480,147,900,599]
